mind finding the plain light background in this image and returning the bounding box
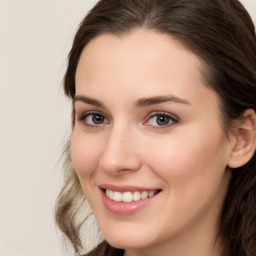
[1,1,256,256]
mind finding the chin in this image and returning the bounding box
[102,228,157,250]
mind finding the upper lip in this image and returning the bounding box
[99,184,161,192]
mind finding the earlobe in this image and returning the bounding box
[228,109,256,169]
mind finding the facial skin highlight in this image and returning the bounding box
[71,30,236,256]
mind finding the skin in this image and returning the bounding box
[71,30,236,256]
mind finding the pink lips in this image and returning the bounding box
[99,184,161,215]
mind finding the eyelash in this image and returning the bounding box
[144,111,179,129]
[77,111,109,128]
[76,111,179,129]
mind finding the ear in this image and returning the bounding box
[228,108,256,168]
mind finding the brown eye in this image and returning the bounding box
[156,115,171,126]
[147,113,178,127]
[78,113,109,126]
[91,114,105,124]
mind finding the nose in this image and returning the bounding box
[98,125,141,175]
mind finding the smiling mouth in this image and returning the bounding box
[103,189,161,203]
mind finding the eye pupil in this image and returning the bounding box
[156,115,170,126]
[92,114,104,124]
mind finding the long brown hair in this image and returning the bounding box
[55,0,256,255]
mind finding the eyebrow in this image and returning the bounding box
[73,95,191,108]
[73,95,105,107]
[135,95,191,107]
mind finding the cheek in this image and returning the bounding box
[146,126,228,190]
[70,130,102,179]
[143,128,230,233]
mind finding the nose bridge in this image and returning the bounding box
[99,122,141,174]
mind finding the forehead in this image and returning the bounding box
[76,29,203,80]
[75,29,216,107]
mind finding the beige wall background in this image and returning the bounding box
[1,1,255,256]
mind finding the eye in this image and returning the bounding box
[77,112,109,126]
[145,112,178,128]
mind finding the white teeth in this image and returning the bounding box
[133,191,141,201]
[106,189,114,200]
[105,189,159,202]
[149,191,155,197]
[141,191,149,199]
[122,192,133,202]
[113,191,122,202]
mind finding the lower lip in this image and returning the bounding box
[100,189,160,215]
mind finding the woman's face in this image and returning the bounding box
[71,30,234,254]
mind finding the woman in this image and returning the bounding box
[55,0,256,255]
